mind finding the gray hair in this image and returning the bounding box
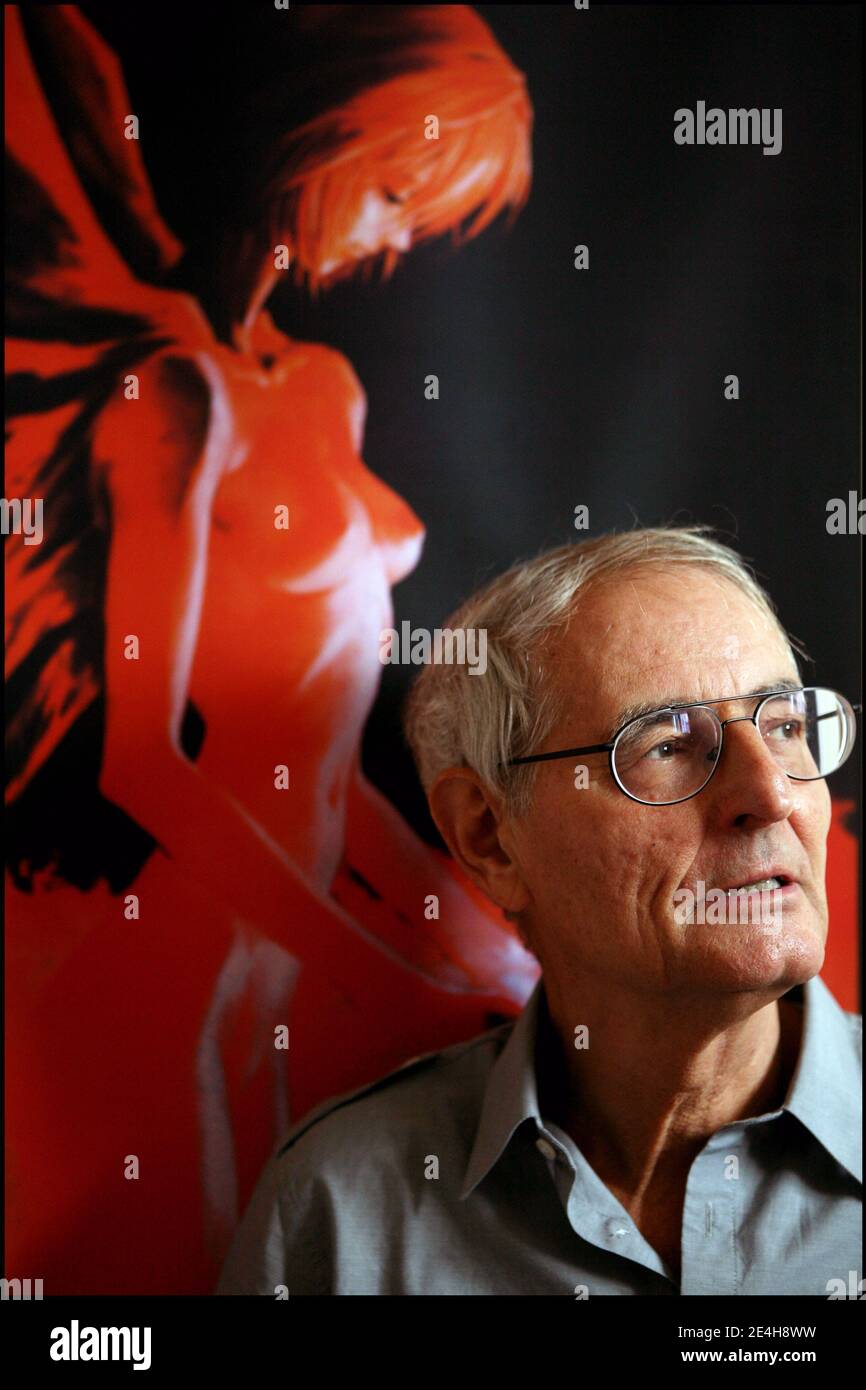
[402,526,805,817]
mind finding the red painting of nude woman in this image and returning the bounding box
[4,4,539,1293]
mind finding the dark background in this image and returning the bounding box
[81,0,862,846]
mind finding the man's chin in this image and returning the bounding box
[672,908,826,991]
[670,889,828,978]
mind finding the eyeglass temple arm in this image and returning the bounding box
[505,742,611,768]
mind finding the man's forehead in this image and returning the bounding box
[559,569,782,652]
[550,570,796,724]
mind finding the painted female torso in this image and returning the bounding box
[187,311,425,892]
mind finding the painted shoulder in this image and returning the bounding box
[275,1019,514,1161]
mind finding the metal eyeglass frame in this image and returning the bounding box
[503,686,861,807]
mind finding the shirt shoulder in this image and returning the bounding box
[275,1019,512,1175]
[825,983,861,1061]
[216,1020,514,1295]
[844,1006,861,1058]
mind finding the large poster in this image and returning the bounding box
[4,2,860,1302]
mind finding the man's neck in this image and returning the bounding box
[535,979,804,1201]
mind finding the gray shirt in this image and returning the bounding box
[216,971,861,1295]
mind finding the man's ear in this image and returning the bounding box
[427,767,530,919]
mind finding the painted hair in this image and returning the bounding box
[160,5,532,295]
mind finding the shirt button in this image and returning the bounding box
[536,1137,558,1161]
[605,1217,630,1239]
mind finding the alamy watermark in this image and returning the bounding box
[673,879,783,931]
[49,1320,151,1371]
[825,492,865,535]
[1,1277,43,1299]
[674,102,782,156]
[0,497,43,545]
[378,622,487,675]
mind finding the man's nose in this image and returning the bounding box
[710,717,794,825]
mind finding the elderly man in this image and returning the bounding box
[217,527,861,1295]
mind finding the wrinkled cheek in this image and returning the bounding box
[531,807,608,920]
[797,781,832,878]
[579,824,656,920]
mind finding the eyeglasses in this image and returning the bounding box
[504,686,860,806]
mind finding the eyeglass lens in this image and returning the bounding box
[613,688,854,805]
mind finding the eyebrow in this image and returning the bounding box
[610,678,803,736]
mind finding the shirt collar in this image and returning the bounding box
[459,971,861,1200]
[783,972,861,1184]
[459,975,545,1199]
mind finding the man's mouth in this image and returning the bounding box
[726,876,786,892]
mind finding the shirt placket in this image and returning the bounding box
[536,1121,671,1286]
[679,1127,742,1296]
